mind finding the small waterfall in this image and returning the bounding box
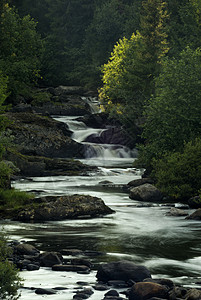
[81,96,101,114]
[53,104,137,166]
[72,128,105,143]
[84,143,137,159]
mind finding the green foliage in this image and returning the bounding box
[0,71,11,159]
[139,47,201,169]
[99,0,169,139]
[167,0,201,57]
[0,188,34,209]
[31,90,52,106]
[83,0,141,87]
[0,161,12,189]
[0,3,43,102]
[99,32,146,116]
[0,232,22,300]
[152,139,201,200]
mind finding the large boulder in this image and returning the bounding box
[6,112,84,158]
[6,150,96,177]
[186,208,201,220]
[129,282,169,300]
[129,184,163,202]
[85,127,134,147]
[166,207,189,217]
[40,252,63,267]
[96,261,151,283]
[15,243,40,256]
[128,178,153,188]
[14,194,114,222]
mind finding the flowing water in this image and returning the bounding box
[1,111,201,300]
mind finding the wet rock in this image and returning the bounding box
[85,127,133,147]
[6,150,96,177]
[71,258,92,268]
[129,282,168,300]
[76,113,116,129]
[93,284,109,291]
[168,286,187,299]
[52,264,90,272]
[143,278,174,289]
[186,208,201,220]
[17,259,32,270]
[188,196,201,209]
[108,280,128,288]
[184,288,201,300]
[129,184,163,202]
[40,251,63,267]
[96,261,151,283]
[15,243,40,256]
[35,288,57,295]
[14,194,114,222]
[73,288,94,299]
[26,264,40,271]
[105,290,119,297]
[127,178,153,188]
[6,112,84,159]
[166,207,189,217]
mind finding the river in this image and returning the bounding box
[1,111,201,299]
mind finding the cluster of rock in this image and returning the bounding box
[10,242,201,300]
[127,178,201,220]
[12,86,94,116]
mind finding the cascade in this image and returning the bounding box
[54,114,137,167]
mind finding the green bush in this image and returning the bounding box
[0,233,22,299]
[152,138,201,200]
[0,161,12,189]
[0,188,34,209]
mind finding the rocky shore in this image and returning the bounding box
[8,241,201,300]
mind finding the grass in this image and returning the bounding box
[0,188,34,210]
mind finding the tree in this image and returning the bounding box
[99,0,169,131]
[167,0,201,57]
[0,3,43,102]
[137,47,201,169]
[140,0,169,81]
[83,0,141,87]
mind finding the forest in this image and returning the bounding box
[0,0,201,297]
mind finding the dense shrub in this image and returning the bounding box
[0,232,21,299]
[152,139,201,200]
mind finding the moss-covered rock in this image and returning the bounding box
[5,150,96,177]
[6,112,84,158]
[13,194,114,222]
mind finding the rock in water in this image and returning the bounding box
[129,282,168,300]
[186,208,201,220]
[14,194,115,222]
[96,261,151,283]
[129,184,163,202]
